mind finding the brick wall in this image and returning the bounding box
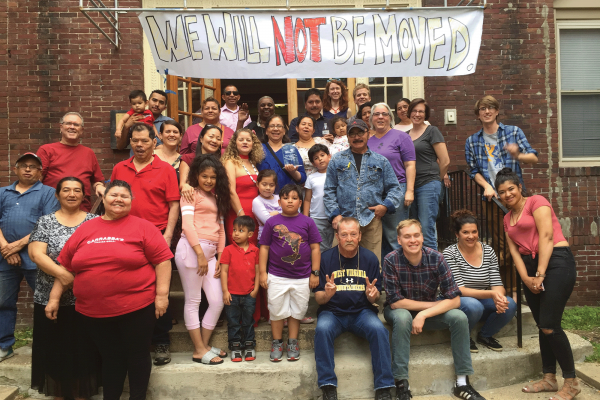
[3,0,145,327]
[423,0,598,305]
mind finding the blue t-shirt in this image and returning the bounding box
[314,246,381,315]
[259,213,321,279]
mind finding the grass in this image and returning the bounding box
[562,306,600,363]
[13,327,33,350]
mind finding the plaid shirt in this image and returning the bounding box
[382,246,460,307]
[465,123,537,190]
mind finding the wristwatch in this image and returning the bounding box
[535,271,546,278]
[311,270,320,276]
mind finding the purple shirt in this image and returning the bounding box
[259,213,322,279]
[368,129,416,183]
[220,105,252,132]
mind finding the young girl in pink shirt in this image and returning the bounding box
[175,154,230,365]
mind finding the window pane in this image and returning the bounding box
[178,114,189,130]
[561,94,600,157]
[560,29,600,91]
[314,78,328,88]
[178,80,187,113]
[297,91,307,115]
[204,78,214,87]
[387,86,404,121]
[297,78,312,88]
[370,86,385,105]
[387,76,403,84]
[191,86,203,115]
[369,77,385,85]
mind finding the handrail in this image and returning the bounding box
[438,170,522,348]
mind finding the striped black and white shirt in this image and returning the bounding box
[442,243,503,290]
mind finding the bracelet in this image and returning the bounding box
[237,208,244,215]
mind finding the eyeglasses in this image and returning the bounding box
[268,124,284,129]
[17,164,41,170]
[411,110,426,115]
[61,121,81,127]
[348,130,367,137]
[225,91,239,96]
[372,112,390,118]
[479,106,497,112]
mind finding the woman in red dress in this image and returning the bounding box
[222,128,265,246]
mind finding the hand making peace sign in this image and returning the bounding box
[365,277,379,303]
[324,274,337,298]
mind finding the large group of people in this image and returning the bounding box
[0,84,581,400]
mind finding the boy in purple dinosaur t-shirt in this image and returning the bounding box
[259,184,321,362]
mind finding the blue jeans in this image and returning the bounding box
[314,309,394,390]
[460,296,517,337]
[225,294,256,347]
[381,183,407,262]
[409,180,442,250]
[384,307,474,380]
[0,267,37,350]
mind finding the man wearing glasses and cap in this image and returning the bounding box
[221,84,253,132]
[0,153,59,362]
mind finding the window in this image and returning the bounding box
[366,77,405,122]
[557,23,600,161]
[166,76,220,130]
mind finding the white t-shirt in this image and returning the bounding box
[305,171,327,219]
[252,195,281,240]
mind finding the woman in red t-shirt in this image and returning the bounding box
[48,180,173,400]
[495,168,580,400]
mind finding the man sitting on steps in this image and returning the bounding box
[383,219,486,400]
[314,217,395,400]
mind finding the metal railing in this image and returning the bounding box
[437,170,522,348]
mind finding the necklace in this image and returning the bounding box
[338,246,359,271]
[241,158,258,184]
[510,197,527,225]
[331,107,340,113]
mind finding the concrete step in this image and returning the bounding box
[168,288,537,352]
[2,332,592,399]
[0,386,18,400]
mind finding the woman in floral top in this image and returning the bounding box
[28,176,100,399]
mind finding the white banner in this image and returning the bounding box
[140,8,483,79]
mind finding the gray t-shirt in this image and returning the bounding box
[482,131,504,186]
[411,126,445,188]
[29,212,97,306]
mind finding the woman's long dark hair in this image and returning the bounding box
[195,124,223,158]
[188,154,230,219]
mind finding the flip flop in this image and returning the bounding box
[209,346,228,358]
[192,351,223,365]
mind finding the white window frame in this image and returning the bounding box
[557,20,600,166]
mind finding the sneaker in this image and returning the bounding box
[469,338,479,353]
[300,316,315,324]
[244,341,256,361]
[153,344,171,366]
[0,347,14,363]
[287,339,300,361]
[476,334,503,352]
[231,342,243,362]
[395,379,412,400]
[322,385,338,400]
[454,378,486,400]
[270,339,283,362]
[375,388,392,400]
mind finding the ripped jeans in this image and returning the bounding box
[522,247,576,378]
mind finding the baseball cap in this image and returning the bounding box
[347,119,368,133]
[16,152,43,168]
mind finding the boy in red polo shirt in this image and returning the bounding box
[220,216,260,362]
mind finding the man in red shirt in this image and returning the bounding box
[110,122,180,365]
[37,112,106,212]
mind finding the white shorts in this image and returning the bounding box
[267,273,310,321]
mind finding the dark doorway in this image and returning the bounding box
[221,79,288,122]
